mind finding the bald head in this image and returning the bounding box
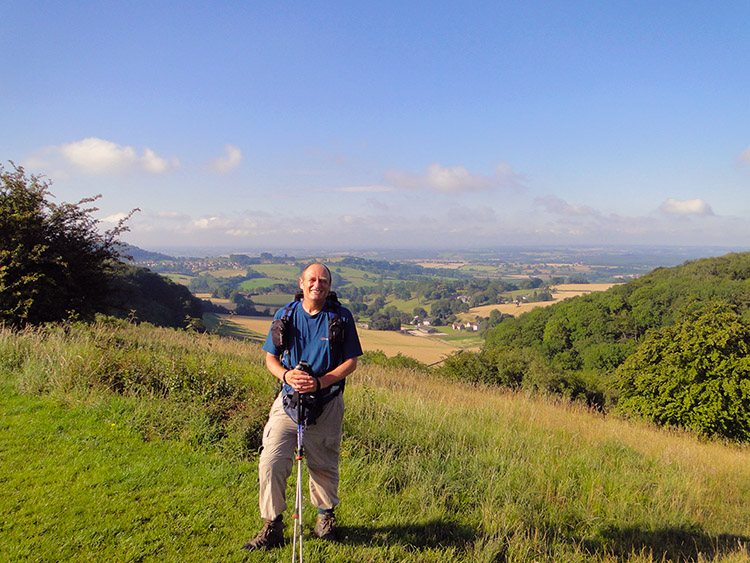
[301,262,332,281]
[298,262,331,313]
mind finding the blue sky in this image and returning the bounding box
[3,1,750,252]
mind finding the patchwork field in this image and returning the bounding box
[464,283,620,319]
[219,315,469,365]
[199,284,617,364]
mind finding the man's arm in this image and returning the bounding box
[318,357,357,390]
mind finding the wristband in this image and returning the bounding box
[314,377,321,392]
[282,370,290,385]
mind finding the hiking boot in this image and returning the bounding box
[241,517,284,550]
[313,511,337,541]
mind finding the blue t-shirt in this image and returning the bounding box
[263,299,363,378]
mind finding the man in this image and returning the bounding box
[243,262,363,550]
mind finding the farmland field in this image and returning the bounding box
[197,268,244,277]
[238,278,290,291]
[252,293,296,308]
[194,293,234,309]
[330,266,382,288]
[247,264,301,280]
[219,315,471,364]
[197,284,616,363]
[163,273,193,285]
[463,283,620,319]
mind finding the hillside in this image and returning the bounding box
[462,252,750,440]
[1,321,749,562]
[105,262,204,327]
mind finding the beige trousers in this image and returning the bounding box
[257,392,344,521]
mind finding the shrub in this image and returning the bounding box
[360,349,427,371]
[438,350,496,385]
[616,303,750,441]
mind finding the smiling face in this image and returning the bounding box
[299,263,331,312]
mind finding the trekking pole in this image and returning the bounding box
[292,390,304,563]
[291,361,311,563]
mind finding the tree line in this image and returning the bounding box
[439,252,750,441]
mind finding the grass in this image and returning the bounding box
[248,264,301,281]
[238,278,290,291]
[0,383,258,562]
[385,296,427,314]
[198,267,246,278]
[331,266,383,289]
[437,330,483,346]
[161,273,193,286]
[251,293,295,308]
[2,321,749,562]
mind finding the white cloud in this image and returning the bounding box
[658,197,714,216]
[61,138,138,173]
[141,148,175,174]
[100,212,130,223]
[193,216,229,230]
[226,229,250,237]
[127,209,277,240]
[365,198,390,212]
[120,196,750,250]
[535,195,600,217]
[34,137,179,175]
[209,144,243,174]
[384,162,522,193]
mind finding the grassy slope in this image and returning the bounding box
[1,323,749,562]
[0,381,258,562]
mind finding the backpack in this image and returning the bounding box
[271,292,346,424]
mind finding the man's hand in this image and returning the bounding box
[284,367,319,394]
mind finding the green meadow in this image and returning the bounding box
[238,278,291,292]
[248,264,303,281]
[330,266,383,289]
[250,293,296,308]
[1,321,749,562]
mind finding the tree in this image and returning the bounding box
[0,163,135,326]
[519,277,544,290]
[103,263,204,326]
[616,303,750,441]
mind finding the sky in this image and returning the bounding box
[3,1,750,253]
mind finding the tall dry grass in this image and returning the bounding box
[343,364,750,561]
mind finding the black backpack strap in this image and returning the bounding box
[325,293,345,361]
[270,295,302,366]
